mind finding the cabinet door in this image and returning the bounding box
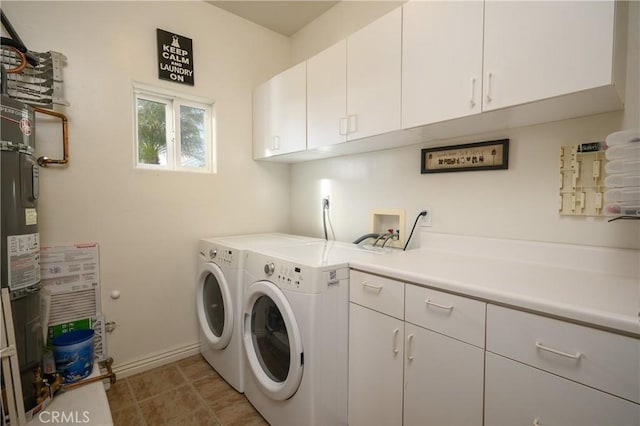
[402,0,483,129]
[271,62,307,156]
[307,40,347,150]
[485,353,640,426]
[404,323,484,426]
[483,0,616,111]
[348,303,403,426]
[347,7,402,141]
[253,62,306,159]
[252,79,271,159]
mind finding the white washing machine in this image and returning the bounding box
[196,233,321,393]
[242,241,385,425]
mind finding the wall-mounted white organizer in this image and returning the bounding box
[603,129,640,219]
[370,208,405,249]
[559,143,607,217]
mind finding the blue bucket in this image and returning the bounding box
[52,329,95,383]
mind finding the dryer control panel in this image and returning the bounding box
[198,240,240,269]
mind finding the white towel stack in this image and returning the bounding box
[604,129,640,217]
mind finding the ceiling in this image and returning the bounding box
[206,1,339,37]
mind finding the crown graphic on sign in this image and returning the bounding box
[171,35,180,48]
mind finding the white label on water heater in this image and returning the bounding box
[25,208,37,225]
[7,233,40,290]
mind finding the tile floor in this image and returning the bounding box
[106,354,268,426]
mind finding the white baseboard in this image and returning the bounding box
[112,342,200,379]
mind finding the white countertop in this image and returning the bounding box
[350,235,640,336]
[27,363,113,426]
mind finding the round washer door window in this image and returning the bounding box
[196,262,233,349]
[243,280,303,401]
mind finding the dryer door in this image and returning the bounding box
[196,262,234,349]
[243,280,303,401]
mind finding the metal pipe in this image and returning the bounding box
[1,10,39,66]
[352,233,379,245]
[60,357,116,391]
[32,106,69,167]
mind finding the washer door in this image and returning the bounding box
[243,280,303,401]
[196,262,233,350]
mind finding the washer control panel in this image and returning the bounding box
[273,263,305,289]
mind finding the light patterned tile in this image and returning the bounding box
[106,378,135,410]
[215,397,268,426]
[138,384,207,425]
[192,375,266,426]
[128,364,186,401]
[192,374,236,405]
[111,405,144,426]
[164,406,222,426]
[177,354,218,382]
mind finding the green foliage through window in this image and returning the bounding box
[134,85,214,172]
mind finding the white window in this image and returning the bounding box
[133,84,215,172]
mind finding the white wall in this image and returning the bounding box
[3,1,292,368]
[290,1,640,250]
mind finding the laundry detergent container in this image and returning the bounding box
[52,329,95,383]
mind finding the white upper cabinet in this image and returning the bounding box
[402,0,484,129]
[253,61,307,159]
[255,0,627,162]
[346,7,402,141]
[307,7,402,150]
[482,0,617,111]
[307,40,347,150]
[402,0,624,132]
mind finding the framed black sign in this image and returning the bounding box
[157,29,194,86]
[421,139,509,174]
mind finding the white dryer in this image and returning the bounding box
[242,241,385,425]
[196,234,320,393]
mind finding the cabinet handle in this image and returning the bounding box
[348,114,358,134]
[407,334,415,361]
[470,77,476,108]
[486,72,493,103]
[271,136,280,150]
[392,328,400,355]
[425,299,454,311]
[535,341,583,360]
[361,281,383,292]
[339,117,348,135]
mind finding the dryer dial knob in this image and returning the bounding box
[209,248,217,259]
[264,262,275,276]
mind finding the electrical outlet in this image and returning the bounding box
[419,208,432,227]
[322,196,330,209]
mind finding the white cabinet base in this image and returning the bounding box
[485,353,640,426]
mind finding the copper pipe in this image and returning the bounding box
[2,45,26,73]
[32,106,69,167]
[60,372,116,391]
[60,357,116,391]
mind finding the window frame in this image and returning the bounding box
[133,83,216,173]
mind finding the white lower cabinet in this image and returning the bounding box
[485,304,640,426]
[485,352,640,426]
[348,302,404,426]
[348,271,640,426]
[403,323,484,426]
[349,271,485,425]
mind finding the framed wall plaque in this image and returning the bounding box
[421,139,509,174]
[157,29,194,86]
